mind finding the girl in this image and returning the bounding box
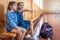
[6,1,26,40]
[17,2,34,40]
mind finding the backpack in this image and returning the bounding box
[40,22,53,38]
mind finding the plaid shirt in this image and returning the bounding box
[6,10,30,32]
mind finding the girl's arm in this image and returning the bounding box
[21,9,33,13]
[6,13,19,31]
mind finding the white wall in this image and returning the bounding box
[33,0,43,9]
[44,0,60,11]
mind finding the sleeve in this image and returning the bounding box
[6,13,16,29]
[18,11,23,20]
[17,11,25,26]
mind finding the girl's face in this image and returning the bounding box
[18,3,24,9]
[11,3,17,10]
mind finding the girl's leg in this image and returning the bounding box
[30,22,34,36]
[15,27,27,40]
[20,28,27,40]
[11,28,22,40]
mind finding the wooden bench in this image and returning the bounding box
[0,32,17,40]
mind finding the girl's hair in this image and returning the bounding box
[17,2,24,6]
[7,1,17,10]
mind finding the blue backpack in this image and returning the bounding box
[40,22,53,38]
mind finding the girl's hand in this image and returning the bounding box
[28,9,33,13]
[14,26,21,30]
[22,9,33,13]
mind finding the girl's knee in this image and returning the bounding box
[22,29,27,34]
